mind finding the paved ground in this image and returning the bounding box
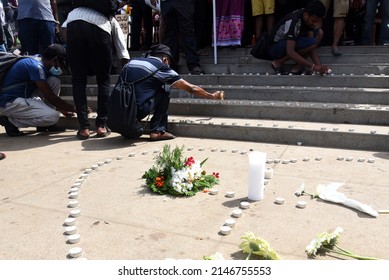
[0,126,388,260]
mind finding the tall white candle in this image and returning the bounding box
[248,151,266,201]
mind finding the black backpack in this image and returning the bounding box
[72,0,119,19]
[250,32,272,60]
[0,52,25,91]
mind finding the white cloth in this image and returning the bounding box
[65,7,112,35]
[111,17,130,60]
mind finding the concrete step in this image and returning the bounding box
[60,74,389,89]
[60,84,389,105]
[60,95,389,126]
[57,114,389,152]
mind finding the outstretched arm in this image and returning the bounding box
[34,80,76,113]
[171,79,224,100]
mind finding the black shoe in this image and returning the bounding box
[0,116,24,137]
[189,66,204,75]
[36,125,66,132]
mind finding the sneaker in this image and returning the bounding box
[0,116,24,137]
[189,66,204,75]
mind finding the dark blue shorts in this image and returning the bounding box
[269,36,318,60]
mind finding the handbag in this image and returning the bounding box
[250,32,272,60]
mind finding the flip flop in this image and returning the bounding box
[77,129,90,140]
[271,63,284,75]
[96,126,111,138]
[331,48,342,56]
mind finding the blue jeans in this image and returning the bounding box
[137,88,170,132]
[361,0,389,45]
[269,36,318,60]
[17,18,55,55]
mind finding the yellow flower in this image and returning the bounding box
[240,232,281,260]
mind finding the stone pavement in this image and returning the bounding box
[0,126,388,260]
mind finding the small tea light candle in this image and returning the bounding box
[220,148,227,152]
[69,187,79,193]
[315,157,322,161]
[273,159,281,163]
[231,209,242,218]
[97,161,105,166]
[240,201,250,209]
[75,179,84,184]
[68,234,80,244]
[357,158,365,162]
[117,155,124,160]
[187,147,193,151]
[231,149,238,153]
[337,156,344,161]
[105,158,112,164]
[199,147,205,151]
[290,158,297,163]
[225,191,235,198]
[296,201,307,209]
[128,152,136,157]
[240,150,247,155]
[264,179,269,185]
[266,159,274,164]
[224,219,236,228]
[69,192,79,199]
[275,197,285,205]
[303,157,310,162]
[219,226,232,235]
[68,247,82,258]
[141,151,148,155]
[211,148,217,152]
[264,168,273,179]
[84,168,92,174]
[346,157,353,161]
[297,141,303,146]
[68,200,79,208]
[79,173,88,179]
[65,226,77,235]
[209,189,219,195]
[69,209,81,217]
[91,164,98,170]
[64,217,76,226]
[367,158,375,163]
[153,149,160,153]
[282,159,290,164]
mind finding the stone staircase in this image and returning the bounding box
[58,46,389,152]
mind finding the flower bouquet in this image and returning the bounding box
[142,145,220,196]
[240,232,281,260]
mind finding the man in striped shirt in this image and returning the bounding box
[116,44,224,141]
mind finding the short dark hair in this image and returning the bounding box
[305,1,326,18]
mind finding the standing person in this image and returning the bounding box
[252,0,275,40]
[66,6,117,140]
[16,0,59,55]
[0,0,7,52]
[110,44,224,141]
[268,0,330,75]
[361,0,389,45]
[160,0,204,74]
[320,0,349,56]
[214,0,245,48]
[130,0,153,51]
[0,44,76,137]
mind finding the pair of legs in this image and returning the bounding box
[320,0,349,55]
[130,0,153,51]
[17,18,55,55]
[252,0,275,40]
[361,0,389,45]
[160,0,202,73]
[66,21,112,140]
[137,89,175,141]
[0,77,61,136]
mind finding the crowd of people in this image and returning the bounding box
[0,0,387,143]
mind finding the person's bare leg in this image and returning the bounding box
[254,15,264,40]
[266,14,275,34]
[332,17,345,55]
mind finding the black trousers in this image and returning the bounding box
[160,0,200,69]
[67,20,112,130]
[130,0,153,51]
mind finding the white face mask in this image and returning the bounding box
[49,66,63,76]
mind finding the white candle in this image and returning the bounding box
[248,151,266,201]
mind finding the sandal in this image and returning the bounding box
[150,131,175,141]
[77,129,90,140]
[96,125,111,138]
[0,152,6,160]
[331,48,342,56]
[271,62,285,75]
